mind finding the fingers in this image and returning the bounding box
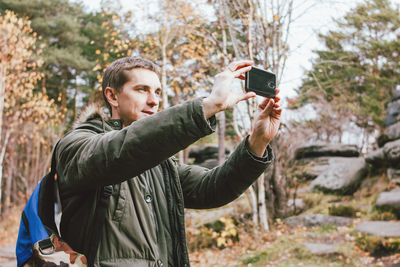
[258,99,275,119]
[271,106,282,120]
[228,60,253,71]
[234,66,251,80]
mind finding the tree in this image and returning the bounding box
[292,0,400,149]
[0,10,60,215]
[81,5,136,111]
[209,0,294,231]
[0,0,93,122]
[136,0,218,163]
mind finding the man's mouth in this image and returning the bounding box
[142,110,155,115]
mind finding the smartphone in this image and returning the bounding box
[245,67,276,98]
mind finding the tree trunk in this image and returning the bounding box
[217,0,228,165]
[61,71,68,119]
[248,185,258,228]
[247,0,254,60]
[0,65,6,151]
[3,158,13,215]
[161,42,169,110]
[257,173,269,231]
[73,82,78,122]
[264,167,276,221]
[0,130,10,215]
[217,112,226,164]
[178,150,184,165]
[272,156,287,218]
[183,147,190,164]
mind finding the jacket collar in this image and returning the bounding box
[73,104,123,130]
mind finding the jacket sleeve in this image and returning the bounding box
[56,98,216,192]
[179,137,274,209]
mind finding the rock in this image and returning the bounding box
[0,261,18,267]
[309,157,367,195]
[303,243,339,255]
[385,99,400,127]
[356,221,400,237]
[287,198,306,215]
[0,244,16,259]
[393,88,400,101]
[378,122,400,147]
[294,157,331,180]
[367,140,400,168]
[186,206,235,228]
[384,139,400,167]
[365,148,386,166]
[198,159,218,169]
[387,168,400,185]
[189,145,230,164]
[295,144,360,160]
[375,189,400,214]
[284,214,353,228]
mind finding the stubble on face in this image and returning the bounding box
[115,68,162,127]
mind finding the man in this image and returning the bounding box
[56,57,281,267]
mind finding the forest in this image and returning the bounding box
[0,0,399,266]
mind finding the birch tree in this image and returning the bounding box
[209,0,296,231]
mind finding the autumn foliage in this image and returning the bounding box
[0,10,60,215]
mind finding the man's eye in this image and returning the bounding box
[155,90,161,96]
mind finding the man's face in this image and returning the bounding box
[115,68,162,126]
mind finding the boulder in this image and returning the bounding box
[294,157,331,180]
[384,139,400,166]
[356,221,400,238]
[365,148,386,166]
[303,243,339,256]
[287,198,306,215]
[309,157,367,195]
[295,144,359,160]
[375,188,400,214]
[393,88,400,102]
[284,214,353,228]
[185,206,235,228]
[198,159,218,169]
[189,145,230,164]
[378,122,400,147]
[365,139,400,168]
[385,99,400,127]
[387,168,400,185]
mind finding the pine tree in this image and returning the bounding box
[293,0,400,136]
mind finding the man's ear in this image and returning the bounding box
[104,87,119,109]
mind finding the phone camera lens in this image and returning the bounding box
[267,82,276,89]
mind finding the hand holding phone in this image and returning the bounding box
[245,67,276,98]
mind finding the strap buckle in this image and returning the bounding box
[38,237,56,255]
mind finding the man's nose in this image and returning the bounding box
[147,91,159,107]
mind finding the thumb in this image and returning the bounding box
[237,91,256,103]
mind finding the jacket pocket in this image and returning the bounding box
[112,181,127,222]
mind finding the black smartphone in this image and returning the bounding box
[245,67,276,98]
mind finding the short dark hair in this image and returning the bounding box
[101,57,160,115]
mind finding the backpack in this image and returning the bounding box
[16,141,113,267]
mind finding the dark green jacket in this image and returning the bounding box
[56,98,273,267]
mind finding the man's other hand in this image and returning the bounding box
[203,60,256,118]
[248,89,282,157]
